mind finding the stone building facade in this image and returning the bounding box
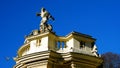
[14,31,103,68]
[14,8,103,68]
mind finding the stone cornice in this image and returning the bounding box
[17,42,30,57]
[14,50,103,68]
[14,51,50,68]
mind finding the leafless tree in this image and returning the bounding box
[102,52,120,68]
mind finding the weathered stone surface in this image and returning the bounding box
[14,50,103,68]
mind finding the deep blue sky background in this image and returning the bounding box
[0,0,120,68]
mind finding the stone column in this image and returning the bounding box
[71,63,75,68]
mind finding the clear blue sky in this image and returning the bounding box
[0,0,120,67]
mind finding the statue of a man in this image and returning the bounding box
[37,8,54,32]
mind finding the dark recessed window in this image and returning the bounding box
[91,42,95,49]
[80,41,85,49]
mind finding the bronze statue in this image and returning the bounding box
[37,8,55,32]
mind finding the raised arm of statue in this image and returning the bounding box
[49,15,55,21]
[36,13,41,16]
